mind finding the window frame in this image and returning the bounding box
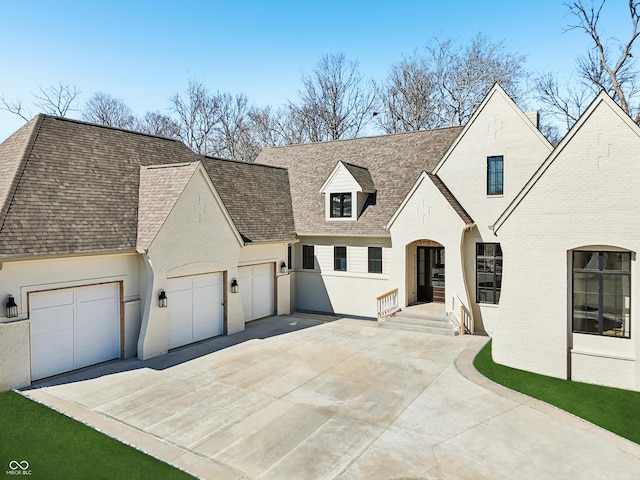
[368,247,383,274]
[476,243,503,305]
[302,245,315,270]
[330,193,352,218]
[487,156,504,196]
[572,250,631,338]
[334,246,347,271]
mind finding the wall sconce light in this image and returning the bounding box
[158,289,168,308]
[231,278,239,293]
[280,261,287,274]
[6,294,18,318]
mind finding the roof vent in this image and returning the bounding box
[525,111,540,129]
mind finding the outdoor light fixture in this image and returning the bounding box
[231,278,239,293]
[6,294,18,318]
[280,261,287,273]
[158,289,168,308]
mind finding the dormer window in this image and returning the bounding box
[321,161,376,221]
[330,193,352,218]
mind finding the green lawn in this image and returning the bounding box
[474,340,640,444]
[0,391,195,479]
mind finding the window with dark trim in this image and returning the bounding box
[330,193,352,218]
[476,243,502,304]
[572,251,631,338]
[302,245,314,270]
[287,245,292,270]
[487,156,503,195]
[368,247,383,274]
[334,246,347,271]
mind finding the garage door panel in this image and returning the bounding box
[30,289,74,310]
[168,273,223,349]
[30,283,121,381]
[238,263,274,322]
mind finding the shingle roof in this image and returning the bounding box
[342,162,376,192]
[0,115,198,259]
[201,157,295,243]
[137,162,199,251]
[427,173,474,225]
[256,127,463,235]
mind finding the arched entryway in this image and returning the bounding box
[406,240,445,305]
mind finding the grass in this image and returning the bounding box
[0,390,195,479]
[474,340,640,444]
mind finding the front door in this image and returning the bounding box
[417,246,445,303]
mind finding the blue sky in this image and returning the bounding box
[0,1,634,140]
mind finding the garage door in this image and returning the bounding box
[238,263,274,322]
[30,283,121,381]
[167,273,224,349]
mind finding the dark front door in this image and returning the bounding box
[417,246,445,303]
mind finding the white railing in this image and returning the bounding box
[451,292,473,335]
[376,288,399,318]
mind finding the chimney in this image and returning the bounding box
[525,111,540,129]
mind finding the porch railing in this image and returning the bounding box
[376,288,399,318]
[451,292,473,335]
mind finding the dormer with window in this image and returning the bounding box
[320,161,376,221]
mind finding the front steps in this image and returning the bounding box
[378,304,458,336]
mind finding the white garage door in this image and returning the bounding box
[238,263,274,322]
[30,283,121,381]
[167,273,224,349]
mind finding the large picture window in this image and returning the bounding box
[487,156,503,195]
[477,243,502,304]
[302,245,315,270]
[330,193,352,218]
[368,247,383,273]
[572,251,630,338]
[334,246,347,271]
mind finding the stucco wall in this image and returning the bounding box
[0,253,141,389]
[493,97,640,390]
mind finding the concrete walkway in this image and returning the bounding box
[22,314,640,479]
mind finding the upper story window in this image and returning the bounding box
[330,193,352,218]
[487,156,503,196]
[572,251,630,338]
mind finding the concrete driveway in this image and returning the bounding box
[23,314,640,479]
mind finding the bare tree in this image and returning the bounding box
[291,53,377,142]
[429,34,527,127]
[377,55,438,133]
[249,105,308,147]
[211,93,259,161]
[376,34,526,133]
[537,1,640,129]
[135,111,179,138]
[83,92,135,128]
[1,83,81,121]
[170,81,221,154]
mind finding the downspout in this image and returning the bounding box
[459,223,476,332]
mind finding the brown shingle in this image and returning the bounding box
[0,116,196,258]
[341,162,376,192]
[201,157,295,243]
[256,127,463,235]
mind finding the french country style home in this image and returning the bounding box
[1,84,638,392]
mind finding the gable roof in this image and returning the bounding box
[433,84,551,175]
[342,162,376,192]
[492,91,639,233]
[201,156,296,243]
[0,115,197,259]
[256,127,462,236]
[136,162,200,251]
